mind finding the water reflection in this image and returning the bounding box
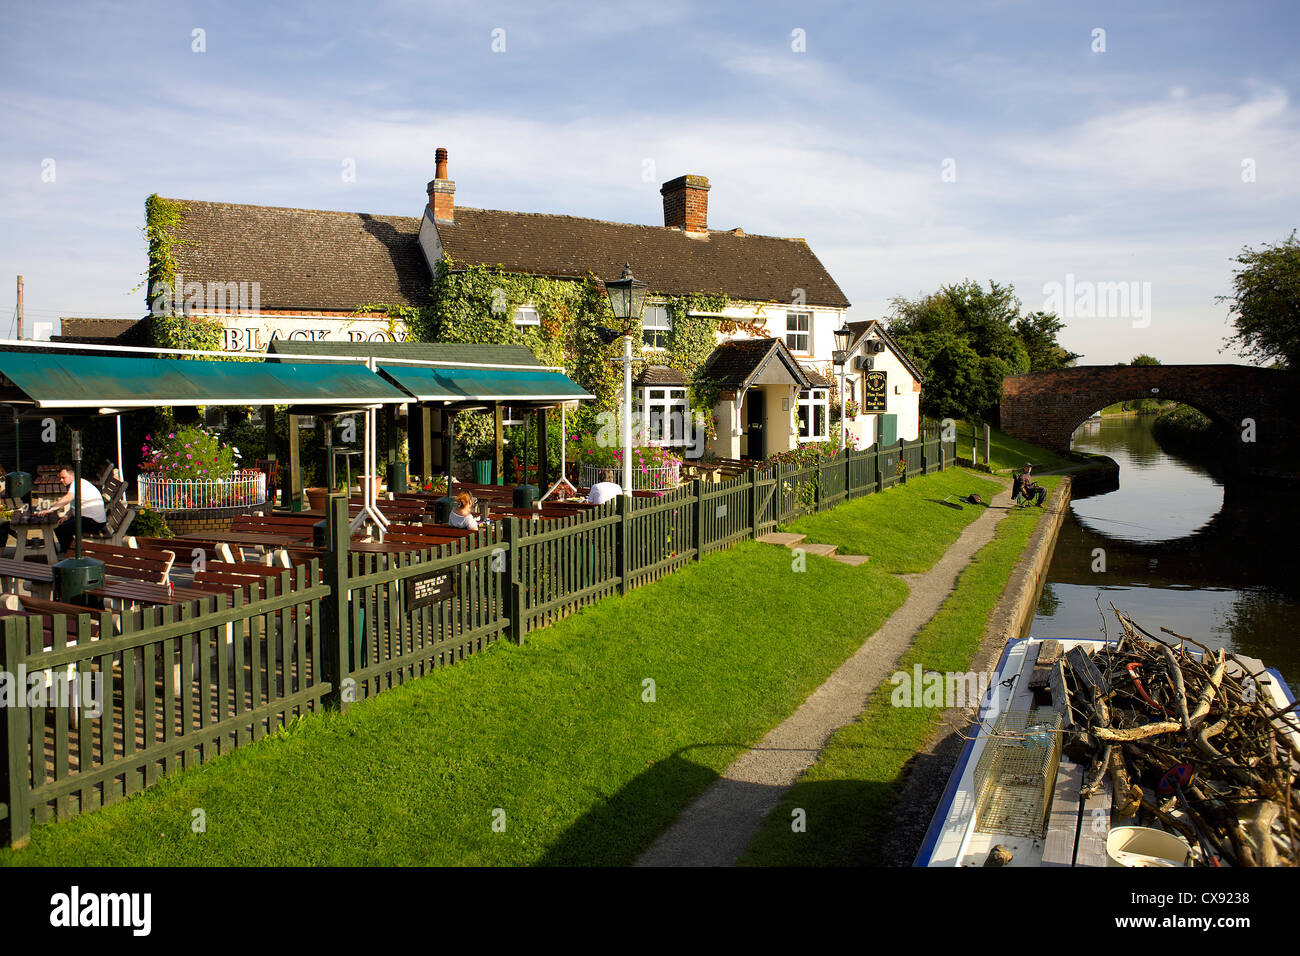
[1031,414,1299,689]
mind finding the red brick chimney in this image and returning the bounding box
[660,175,710,232]
[427,147,455,222]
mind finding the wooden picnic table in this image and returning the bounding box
[0,556,55,598]
[174,530,313,549]
[10,511,60,563]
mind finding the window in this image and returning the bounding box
[512,305,540,328]
[643,305,671,350]
[797,388,829,442]
[638,386,690,445]
[786,312,811,353]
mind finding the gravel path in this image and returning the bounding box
[635,480,1015,867]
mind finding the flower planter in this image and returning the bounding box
[305,487,330,511]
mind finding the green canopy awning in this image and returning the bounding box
[377,364,594,404]
[0,353,408,411]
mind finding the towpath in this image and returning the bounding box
[635,480,1015,867]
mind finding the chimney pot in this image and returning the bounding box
[428,146,455,222]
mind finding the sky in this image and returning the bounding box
[1,0,1297,365]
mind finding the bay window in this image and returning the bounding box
[797,388,829,442]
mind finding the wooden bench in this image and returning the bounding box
[133,536,236,566]
[80,541,176,585]
[84,495,135,546]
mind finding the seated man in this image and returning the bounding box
[587,480,622,505]
[1011,464,1046,507]
[38,465,107,552]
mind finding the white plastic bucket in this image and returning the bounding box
[1105,826,1192,867]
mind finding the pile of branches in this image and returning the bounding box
[1060,607,1300,867]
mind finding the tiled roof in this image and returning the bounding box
[165,199,431,312]
[158,195,850,314]
[55,318,142,341]
[699,338,811,391]
[799,363,834,387]
[437,208,849,308]
[634,365,687,387]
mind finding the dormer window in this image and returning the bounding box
[512,305,540,328]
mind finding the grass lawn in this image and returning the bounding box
[784,468,1003,574]
[940,419,1077,474]
[737,477,1061,866]
[1,541,909,867]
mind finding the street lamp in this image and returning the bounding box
[832,325,853,448]
[603,264,648,496]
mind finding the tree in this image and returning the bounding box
[1017,311,1081,372]
[1130,354,1161,366]
[886,280,1072,422]
[1219,230,1300,368]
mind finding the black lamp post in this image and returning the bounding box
[602,264,648,495]
[833,325,853,446]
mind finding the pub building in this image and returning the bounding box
[62,147,922,476]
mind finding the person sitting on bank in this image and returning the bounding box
[587,480,622,505]
[39,465,107,552]
[448,491,479,530]
[1011,464,1046,507]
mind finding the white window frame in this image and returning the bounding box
[797,387,829,442]
[637,386,690,446]
[786,311,812,353]
[512,304,541,328]
[642,304,671,351]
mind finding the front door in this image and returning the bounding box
[745,389,766,460]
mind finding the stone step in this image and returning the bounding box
[756,532,806,547]
[799,542,839,558]
[831,553,870,567]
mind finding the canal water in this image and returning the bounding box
[1030,413,1300,690]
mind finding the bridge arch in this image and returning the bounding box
[999,365,1292,464]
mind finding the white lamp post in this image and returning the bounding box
[603,264,648,497]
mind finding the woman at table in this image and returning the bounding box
[448,492,479,531]
[38,465,107,553]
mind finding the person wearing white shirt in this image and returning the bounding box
[587,481,622,505]
[40,465,107,552]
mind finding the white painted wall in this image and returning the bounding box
[839,328,922,447]
[704,302,848,365]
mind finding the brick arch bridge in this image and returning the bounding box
[999,365,1294,466]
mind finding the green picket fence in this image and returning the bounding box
[1,432,952,845]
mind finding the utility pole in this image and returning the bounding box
[16,275,23,339]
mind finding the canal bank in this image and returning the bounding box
[876,478,1073,865]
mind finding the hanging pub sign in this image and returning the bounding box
[405,567,458,612]
[862,370,888,413]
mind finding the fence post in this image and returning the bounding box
[501,517,524,644]
[693,478,706,559]
[617,494,631,595]
[748,468,758,539]
[876,443,885,493]
[1,618,31,848]
[319,493,350,712]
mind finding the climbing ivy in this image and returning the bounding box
[142,194,224,356]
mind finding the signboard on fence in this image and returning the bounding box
[405,568,457,612]
[862,370,888,413]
